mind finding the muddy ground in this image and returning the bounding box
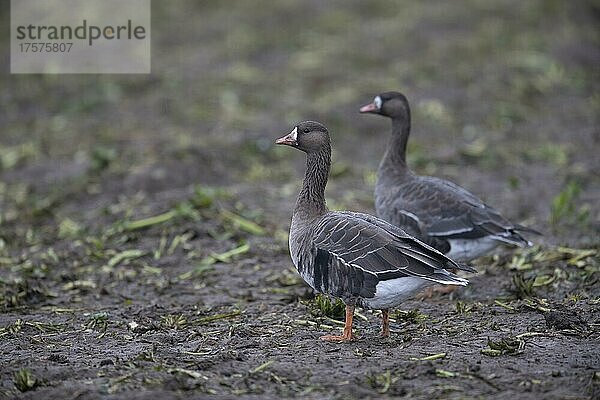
[0,1,599,399]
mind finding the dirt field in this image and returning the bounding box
[1,1,598,399]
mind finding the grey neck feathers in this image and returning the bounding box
[294,145,330,218]
[381,117,410,172]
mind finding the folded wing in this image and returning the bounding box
[304,211,472,300]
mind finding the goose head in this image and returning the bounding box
[359,91,410,120]
[275,121,330,154]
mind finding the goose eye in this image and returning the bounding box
[374,96,382,110]
[303,128,310,133]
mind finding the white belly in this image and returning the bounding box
[446,237,500,261]
[363,277,431,309]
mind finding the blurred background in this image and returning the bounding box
[0,2,598,397]
[1,0,598,247]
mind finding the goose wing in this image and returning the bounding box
[305,211,472,299]
[391,177,538,247]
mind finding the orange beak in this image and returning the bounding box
[275,127,298,146]
[359,102,378,113]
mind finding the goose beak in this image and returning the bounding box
[359,102,378,113]
[275,127,298,146]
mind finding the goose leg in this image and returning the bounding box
[320,304,355,341]
[418,284,459,299]
[381,309,390,337]
[418,268,460,299]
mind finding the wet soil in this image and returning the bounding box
[1,1,599,399]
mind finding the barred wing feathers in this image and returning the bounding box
[303,211,473,300]
[390,177,538,247]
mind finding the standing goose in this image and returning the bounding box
[360,92,540,262]
[275,121,475,341]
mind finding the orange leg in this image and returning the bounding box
[320,304,355,342]
[381,309,390,337]
[418,269,460,299]
[418,284,459,299]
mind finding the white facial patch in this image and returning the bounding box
[290,126,298,141]
[374,96,382,110]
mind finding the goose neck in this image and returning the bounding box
[294,147,330,218]
[382,117,410,169]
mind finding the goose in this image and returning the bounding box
[275,121,475,341]
[360,92,540,263]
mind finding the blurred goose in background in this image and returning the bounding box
[360,91,540,264]
[275,120,475,341]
